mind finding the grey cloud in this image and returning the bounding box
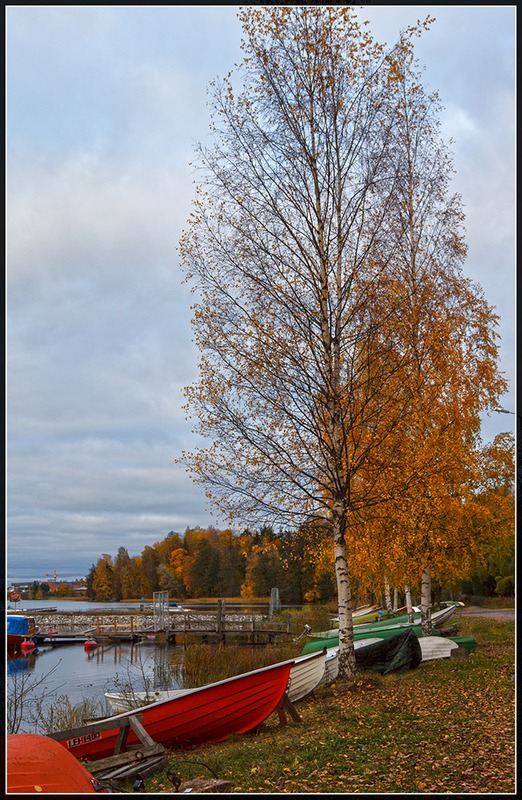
[7,6,515,580]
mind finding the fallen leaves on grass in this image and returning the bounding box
[142,618,515,794]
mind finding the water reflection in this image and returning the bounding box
[6,639,189,736]
[7,650,38,676]
[7,640,186,704]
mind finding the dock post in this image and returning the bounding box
[217,599,225,642]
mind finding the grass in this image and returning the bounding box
[471,595,515,609]
[108,613,515,794]
[179,642,301,688]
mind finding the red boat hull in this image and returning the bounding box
[7,734,108,793]
[50,660,293,760]
[7,616,40,650]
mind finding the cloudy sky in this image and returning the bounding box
[6,5,516,582]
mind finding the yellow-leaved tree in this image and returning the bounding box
[178,6,507,678]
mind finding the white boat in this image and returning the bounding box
[426,604,459,628]
[105,687,186,713]
[286,649,328,702]
[418,636,459,661]
[105,649,328,714]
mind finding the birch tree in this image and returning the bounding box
[178,7,506,678]
[344,34,509,634]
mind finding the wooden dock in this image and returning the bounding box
[34,608,292,646]
[35,633,92,645]
[90,613,291,645]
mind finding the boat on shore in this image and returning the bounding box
[304,604,460,652]
[48,657,295,760]
[353,603,459,631]
[301,623,440,654]
[353,629,423,674]
[7,734,108,794]
[315,628,474,684]
[303,626,476,660]
[105,649,327,714]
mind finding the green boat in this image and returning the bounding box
[351,603,459,633]
[301,623,443,654]
[352,610,382,625]
[308,603,459,642]
[448,636,476,654]
[302,628,476,656]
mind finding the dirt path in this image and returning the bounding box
[462,605,515,621]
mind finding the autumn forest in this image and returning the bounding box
[84,432,514,607]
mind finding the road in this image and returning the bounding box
[462,605,515,621]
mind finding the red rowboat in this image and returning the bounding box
[7,734,109,794]
[48,658,294,760]
[105,649,327,713]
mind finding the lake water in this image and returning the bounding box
[7,598,166,613]
[6,598,273,734]
[7,638,188,734]
[7,600,203,734]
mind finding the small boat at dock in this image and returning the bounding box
[7,615,40,650]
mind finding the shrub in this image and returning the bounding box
[495,575,515,597]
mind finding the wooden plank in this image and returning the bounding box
[128,715,156,748]
[97,753,166,781]
[114,723,130,755]
[275,692,301,726]
[88,743,166,779]
[48,713,144,742]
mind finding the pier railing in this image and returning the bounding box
[34,607,292,645]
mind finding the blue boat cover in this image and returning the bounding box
[7,616,30,635]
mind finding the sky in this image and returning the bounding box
[6,5,516,582]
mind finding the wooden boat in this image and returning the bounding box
[48,658,294,760]
[105,649,327,714]
[302,622,444,654]
[303,604,460,654]
[7,734,109,794]
[7,615,40,649]
[350,603,459,632]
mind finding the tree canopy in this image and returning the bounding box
[178,7,509,677]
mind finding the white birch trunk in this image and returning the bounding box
[405,584,413,623]
[393,587,399,613]
[333,522,355,680]
[384,577,393,617]
[420,567,432,636]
